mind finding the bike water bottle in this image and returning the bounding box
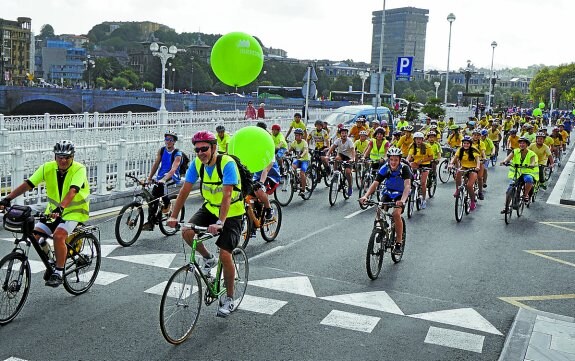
[39,238,54,261]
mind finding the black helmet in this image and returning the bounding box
[256,122,267,130]
[164,130,178,141]
[315,120,323,126]
[216,125,225,132]
[54,140,75,156]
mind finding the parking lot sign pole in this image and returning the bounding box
[375,0,386,115]
[304,65,311,125]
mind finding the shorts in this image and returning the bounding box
[381,193,405,213]
[255,177,279,195]
[510,174,534,185]
[276,148,287,158]
[338,154,352,169]
[188,205,243,252]
[36,218,79,236]
[293,159,309,172]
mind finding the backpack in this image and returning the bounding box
[199,154,253,199]
[162,147,190,176]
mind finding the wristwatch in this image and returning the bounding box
[216,220,224,226]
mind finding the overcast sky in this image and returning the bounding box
[5,0,575,70]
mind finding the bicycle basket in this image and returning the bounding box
[3,205,34,233]
[441,146,453,158]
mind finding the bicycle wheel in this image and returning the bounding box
[342,176,350,200]
[354,163,363,190]
[323,165,332,187]
[427,173,437,198]
[414,186,421,211]
[63,232,101,295]
[114,202,144,247]
[303,168,315,200]
[407,191,415,219]
[0,253,31,325]
[438,160,451,183]
[391,217,406,263]
[274,170,294,207]
[230,247,249,310]
[240,214,253,249]
[310,164,321,189]
[159,196,186,236]
[159,264,202,345]
[455,189,465,222]
[544,166,553,182]
[358,174,373,210]
[329,174,339,206]
[516,188,525,217]
[464,190,471,215]
[261,200,282,242]
[366,228,385,280]
[504,189,514,225]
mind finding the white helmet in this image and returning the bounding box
[387,147,402,157]
[413,132,425,139]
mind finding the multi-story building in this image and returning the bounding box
[371,7,429,72]
[40,39,86,86]
[0,17,32,85]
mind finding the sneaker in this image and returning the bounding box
[161,205,171,215]
[298,191,305,198]
[217,296,235,318]
[45,273,63,288]
[142,222,154,231]
[392,243,403,255]
[541,183,547,190]
[478,192,485,200]
[500,208,509,214]
[420,199,427,209]
[201,256,217,277]
[469,201,476,211]
[483,183,488,189]
[264,208,274,221]
[347,187,353,197]
[453,189,460,198]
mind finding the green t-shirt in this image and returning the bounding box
[289,140,310,161]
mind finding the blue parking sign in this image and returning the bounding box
[396,57,413,80]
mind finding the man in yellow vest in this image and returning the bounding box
[0,140,90,287]
[500,136,539,213]
[167,130,244,318]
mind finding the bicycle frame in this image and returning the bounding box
[187,231,227,302]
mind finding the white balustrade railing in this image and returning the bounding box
[0,108,334,206]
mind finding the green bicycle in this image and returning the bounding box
[159,223,249,345]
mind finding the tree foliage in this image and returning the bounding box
[39,24,55,40]
[530,63,575,108]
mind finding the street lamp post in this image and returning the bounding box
[83,55,95,89]
[444,13,456,106]
[189,56,194,94]
[487,41,497,113]
[375,0,386,114]
[358,70,370,104]
[150,42,178,111]
[434,81,440,99]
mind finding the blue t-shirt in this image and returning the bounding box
[563,119,572,132]
[185,159,239,186]
[156,147,182,184]
[376,163,412,193]
[253,162,281,183]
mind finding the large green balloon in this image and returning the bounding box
[210,32,264,88]
[539,102,545,109]
[532,108,542,116]
[228,126,275,172]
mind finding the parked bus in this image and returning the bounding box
[329,91,394,105]
[257,86,303,99]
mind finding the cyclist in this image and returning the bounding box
[529,132,554,190]
[559,124,569,152]
[0,140,90,287]
[167,130,244,318]
[471,129,487,198]
[349,116,368,141]
[359,147,411,255]
[216,125,231,154]
[397,125,414,158]
[488,120,502,152]
[449,136,481,211]
[391,130,402,147]
[253,122,280,220]
[506,128,520,155]
[481,129,495,188]
[326,127,356,197]
[289,128,311,198]
[500,136,538,212]
[406,132,433,209]
[354,130,370,158]
[308,119,331,171]
[143,130,183,231]
[364,127,390,171]
[550,127,563,161]
[271,124,288,174]
[426,130,441,176]
[395,116,409,132]
[447,125,462,149]
[285,113,307,140]
[380,120,391,138]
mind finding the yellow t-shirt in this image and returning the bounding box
[472,140,486,158]
[447,133,462,148]
[544,136,554,148]
[507,135,520,150]
[561,130,569,143]
[408,143,433,165]
[308,129,329,149]
[216,132,231,153]
[290,120,307,132]
[456,147,480,168]
[528,143,552,165]
[289,140,310,161]
[487,128,501,142]
[349,125,368,140]
[551,134,563,146]
[397,135,414,157]
[429,141,442,161]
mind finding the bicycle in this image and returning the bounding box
[426,165,438,198]
[328,158,352,206]
[241,193,282,249]
[407,167,430,217]
[309,149,331,187]
[358,161,384,210]
[159,223,248,345]
[454,169,479,223]
[438,146,456,183]
[114,174,186,247]
[274,156,294,207]
[354,157,367,190]
[362,200,406,280]
[502,164,533,224]
[0,205,101,325]
[490,141,501,166]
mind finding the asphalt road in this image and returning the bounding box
[0,146,574,361]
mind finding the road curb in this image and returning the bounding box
[559,143,575,205]
[498,308,575,361]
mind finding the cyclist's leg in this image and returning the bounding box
[483,164,489,187]
[523,175,534,199]
[148,184,162,222]
[214,216,243,298]
[160,182,171,213]
[477,164,485,195]
[454,169,463,195]
[420,169,429,199]
[467,171,478,203]
[52,221,78,269]
[300,161,308,190]
[392,206,404,244]
[254,183,271,209]
[185,206,216,256]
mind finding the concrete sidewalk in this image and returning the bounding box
[499,308,575,361]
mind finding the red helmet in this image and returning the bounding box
[191,130,216,144]
[271,124,281,131]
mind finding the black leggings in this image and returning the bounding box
[148,183,171,221]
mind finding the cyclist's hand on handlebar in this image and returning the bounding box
[0,197,11,209]
[50,206,64,219]
[208,223,223,235]
[166,216,178,228]
[395,200,404,207]
[359,196,367,205]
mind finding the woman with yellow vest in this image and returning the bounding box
[167,130,244,318]
[363,127,390,172]
[499,136,538,213]
[0,140,90,288]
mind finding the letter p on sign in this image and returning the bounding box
[396,56,413,78]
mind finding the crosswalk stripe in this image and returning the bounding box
[238,295,288,315]
[424,326,485,353]
[320,310,380,333]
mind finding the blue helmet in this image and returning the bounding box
[480,129,488,136]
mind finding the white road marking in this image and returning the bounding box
[408,308,502,335]
[320,291,404,315]
[107,253,177,269]
[424,326,485,353]
[100,244,121,257]
[548,146,575,205]
[344,207,371,219]
[4,357,29,361]
[80,270,128,285]
[238,295,288,315]
[145,280,198,298]
[320,310,380,333]
[250,276,317,298]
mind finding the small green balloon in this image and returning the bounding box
[210,32,264,88]
[228,126,275,172]
[539,102,545,109]
[532,108,542,116]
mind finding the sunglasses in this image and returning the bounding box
[164,137,175,142]
[194,146,210,153]
[56,155,73,160]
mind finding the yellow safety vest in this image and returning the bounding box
[28,161,90,222]
[370,139,389,160]
[509,149,539,181]
[194,156,245,218]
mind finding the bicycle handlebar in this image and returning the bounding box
[174,222,209,233]
[359,200,402,208]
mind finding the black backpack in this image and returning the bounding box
[162,147,190,176]
[199,154,253,199]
